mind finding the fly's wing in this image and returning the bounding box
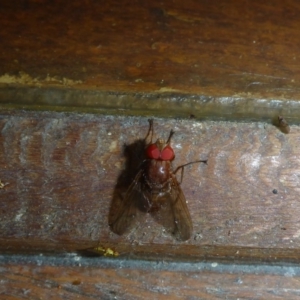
[110,170,145,235]
[151,175,193,241]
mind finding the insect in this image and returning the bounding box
[278,116,290,134]
[110,120,207,241]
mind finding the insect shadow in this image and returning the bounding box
[108,133,148,230]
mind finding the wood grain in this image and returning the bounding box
[1,255,300,299]
[1,1,300,123]
[1,0,300,100]
[0,111,299,262]
[2,1,300,296]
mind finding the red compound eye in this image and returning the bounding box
[160,145,175,160]
[146,143,160,159]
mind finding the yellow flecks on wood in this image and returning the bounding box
[0,180,8,189]
[0,72,82,87]
[109,141,118,151]
[93,246,119,257]
[157,87,181,93]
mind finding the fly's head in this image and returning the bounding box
[144,120,175,161]
[146,138,175,161]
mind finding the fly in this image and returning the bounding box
[110,120,207,241]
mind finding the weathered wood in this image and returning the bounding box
[2,0,300,296]
[1,255,300,299]
[0,110,299,262]
[0,0,297,98]
[1,0,300,122]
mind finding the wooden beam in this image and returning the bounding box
[1,254,300,299]
[1,0,300,100]
[0,111,299,262]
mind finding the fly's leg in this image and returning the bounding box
[174,160,207,184]
[174,165,184,184]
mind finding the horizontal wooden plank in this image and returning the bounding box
[1,0,300,100]
[1,254,300,299]
[0,87,299,123]
[1,111,300,262]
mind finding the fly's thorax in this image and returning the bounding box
[145,159,173,186]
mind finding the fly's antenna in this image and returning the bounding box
[145,119,154,144]
[166,129,175,144]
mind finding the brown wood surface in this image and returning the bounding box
[1,255,300,300]
[0,0,298,98]
[1,0,300,122]
[2,1,300,297]
[0,110,300,263]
